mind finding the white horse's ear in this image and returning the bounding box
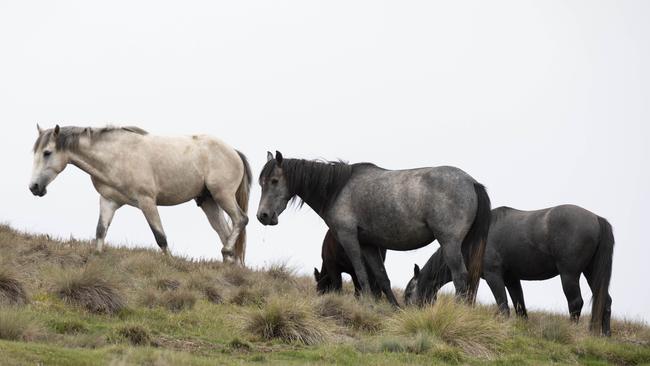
[267,151,274,162]
[54,125,60,136]
[414,264,420,277]
[37,124,44,135]
[275,151,284,165]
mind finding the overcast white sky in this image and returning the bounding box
[1,1,648,321]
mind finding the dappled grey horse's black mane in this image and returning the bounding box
[260,158,372,214]
[33,126,148,153]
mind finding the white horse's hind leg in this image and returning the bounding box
[95,196,121,252]
[199,198,232,250]
[213,192,248,264]
[139,199,169,255]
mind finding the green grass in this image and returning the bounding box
[0,224,648,365]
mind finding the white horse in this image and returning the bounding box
[29,125,251,265]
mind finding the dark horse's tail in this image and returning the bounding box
[590,217,614,335]
[463,183,491,304]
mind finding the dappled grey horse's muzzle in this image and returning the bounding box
[257,211,278,226]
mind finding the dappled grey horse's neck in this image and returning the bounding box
[282,159,354,215]
[417,248,452,300]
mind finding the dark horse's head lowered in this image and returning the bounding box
[257,151,353,225]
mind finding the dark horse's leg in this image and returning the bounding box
[584,269,612,336]
[361,245,400,306]
[560,273,584,322]
[483,270,510,316]
[505,278,528,318]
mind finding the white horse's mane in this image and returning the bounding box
[33,126,148,152]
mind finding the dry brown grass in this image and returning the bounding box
[315,293,388,333]
[0,267,28,305]
[140,288,197,312]
[53,262,125,315]
[242,297,333,345]
[391,295,508,358]
[0,308,43,341]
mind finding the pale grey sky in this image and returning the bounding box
[1,1,648,320]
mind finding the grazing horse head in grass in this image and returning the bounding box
[30,124,252,265]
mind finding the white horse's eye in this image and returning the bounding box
[43,150,52,157]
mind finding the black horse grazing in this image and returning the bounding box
[404,205,615,336]
[257,151,491,306]
[314,230,387,298]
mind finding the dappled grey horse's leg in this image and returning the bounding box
[560,273,584,322]
[334,228,372,295]
[95,196,121,252]
[505,278,528,318]
[483,270,510,316]
[139,199,169,255]
[439,238,470,300]
[199,198,232,249]
[361,245,400,306]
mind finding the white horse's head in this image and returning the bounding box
[30,124,70,197]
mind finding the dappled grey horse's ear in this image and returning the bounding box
[275,151,283,165]
[313,268,320,281]
[267,151,274,162]
[414,264,420,277]
[36,124,44,135]
[54,125,60,136]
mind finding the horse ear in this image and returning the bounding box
[275,151,284,165]
[313,268,320,281]
[36,124,44,135]
[414,264,420,277]
[54,125,60,136]
[267,151,274,162]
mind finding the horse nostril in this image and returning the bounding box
[30,183,39,192]
[260,213,269,219]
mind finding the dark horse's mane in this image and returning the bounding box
[260,158,372,214]
[33,126,148,153]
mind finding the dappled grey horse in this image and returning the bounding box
[404,205,614,336]
[257,151,491,305]
[29,125,252,265]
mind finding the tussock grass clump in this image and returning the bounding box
[315,294,385,333]
[118,324,151,346]
[229,286,268,307]
[242,297,331,345]
[526,313,577,344]
[53,263,125,315]
[155,278,181,291]
[392,296,507,358]
[0,309,42,341]
[222,266,252,286]
[203,286,223,304]
[265,262,296,283]
[141,289,197,312]
[0,267,28,305]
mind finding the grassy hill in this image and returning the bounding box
[0,224,648,365]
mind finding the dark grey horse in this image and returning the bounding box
[257,151,491,305]
[404,205,614,336]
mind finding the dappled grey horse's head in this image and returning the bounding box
[257,151,291,226]
[29,125,71,197]
[404,264,421,306]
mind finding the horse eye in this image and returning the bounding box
[271,178,279,185]
[43,151,52,157]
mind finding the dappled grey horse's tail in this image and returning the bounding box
[463,183,491,304]
[235,150,253,266]
[591,217,614,335]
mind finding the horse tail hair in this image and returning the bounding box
[590,216,614,335]
[234,150,252,266]
[463,183,491,304]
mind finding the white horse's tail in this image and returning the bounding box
[235,150,252,265]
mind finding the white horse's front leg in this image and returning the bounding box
[96,196,121,252]
[139,199,169,255]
